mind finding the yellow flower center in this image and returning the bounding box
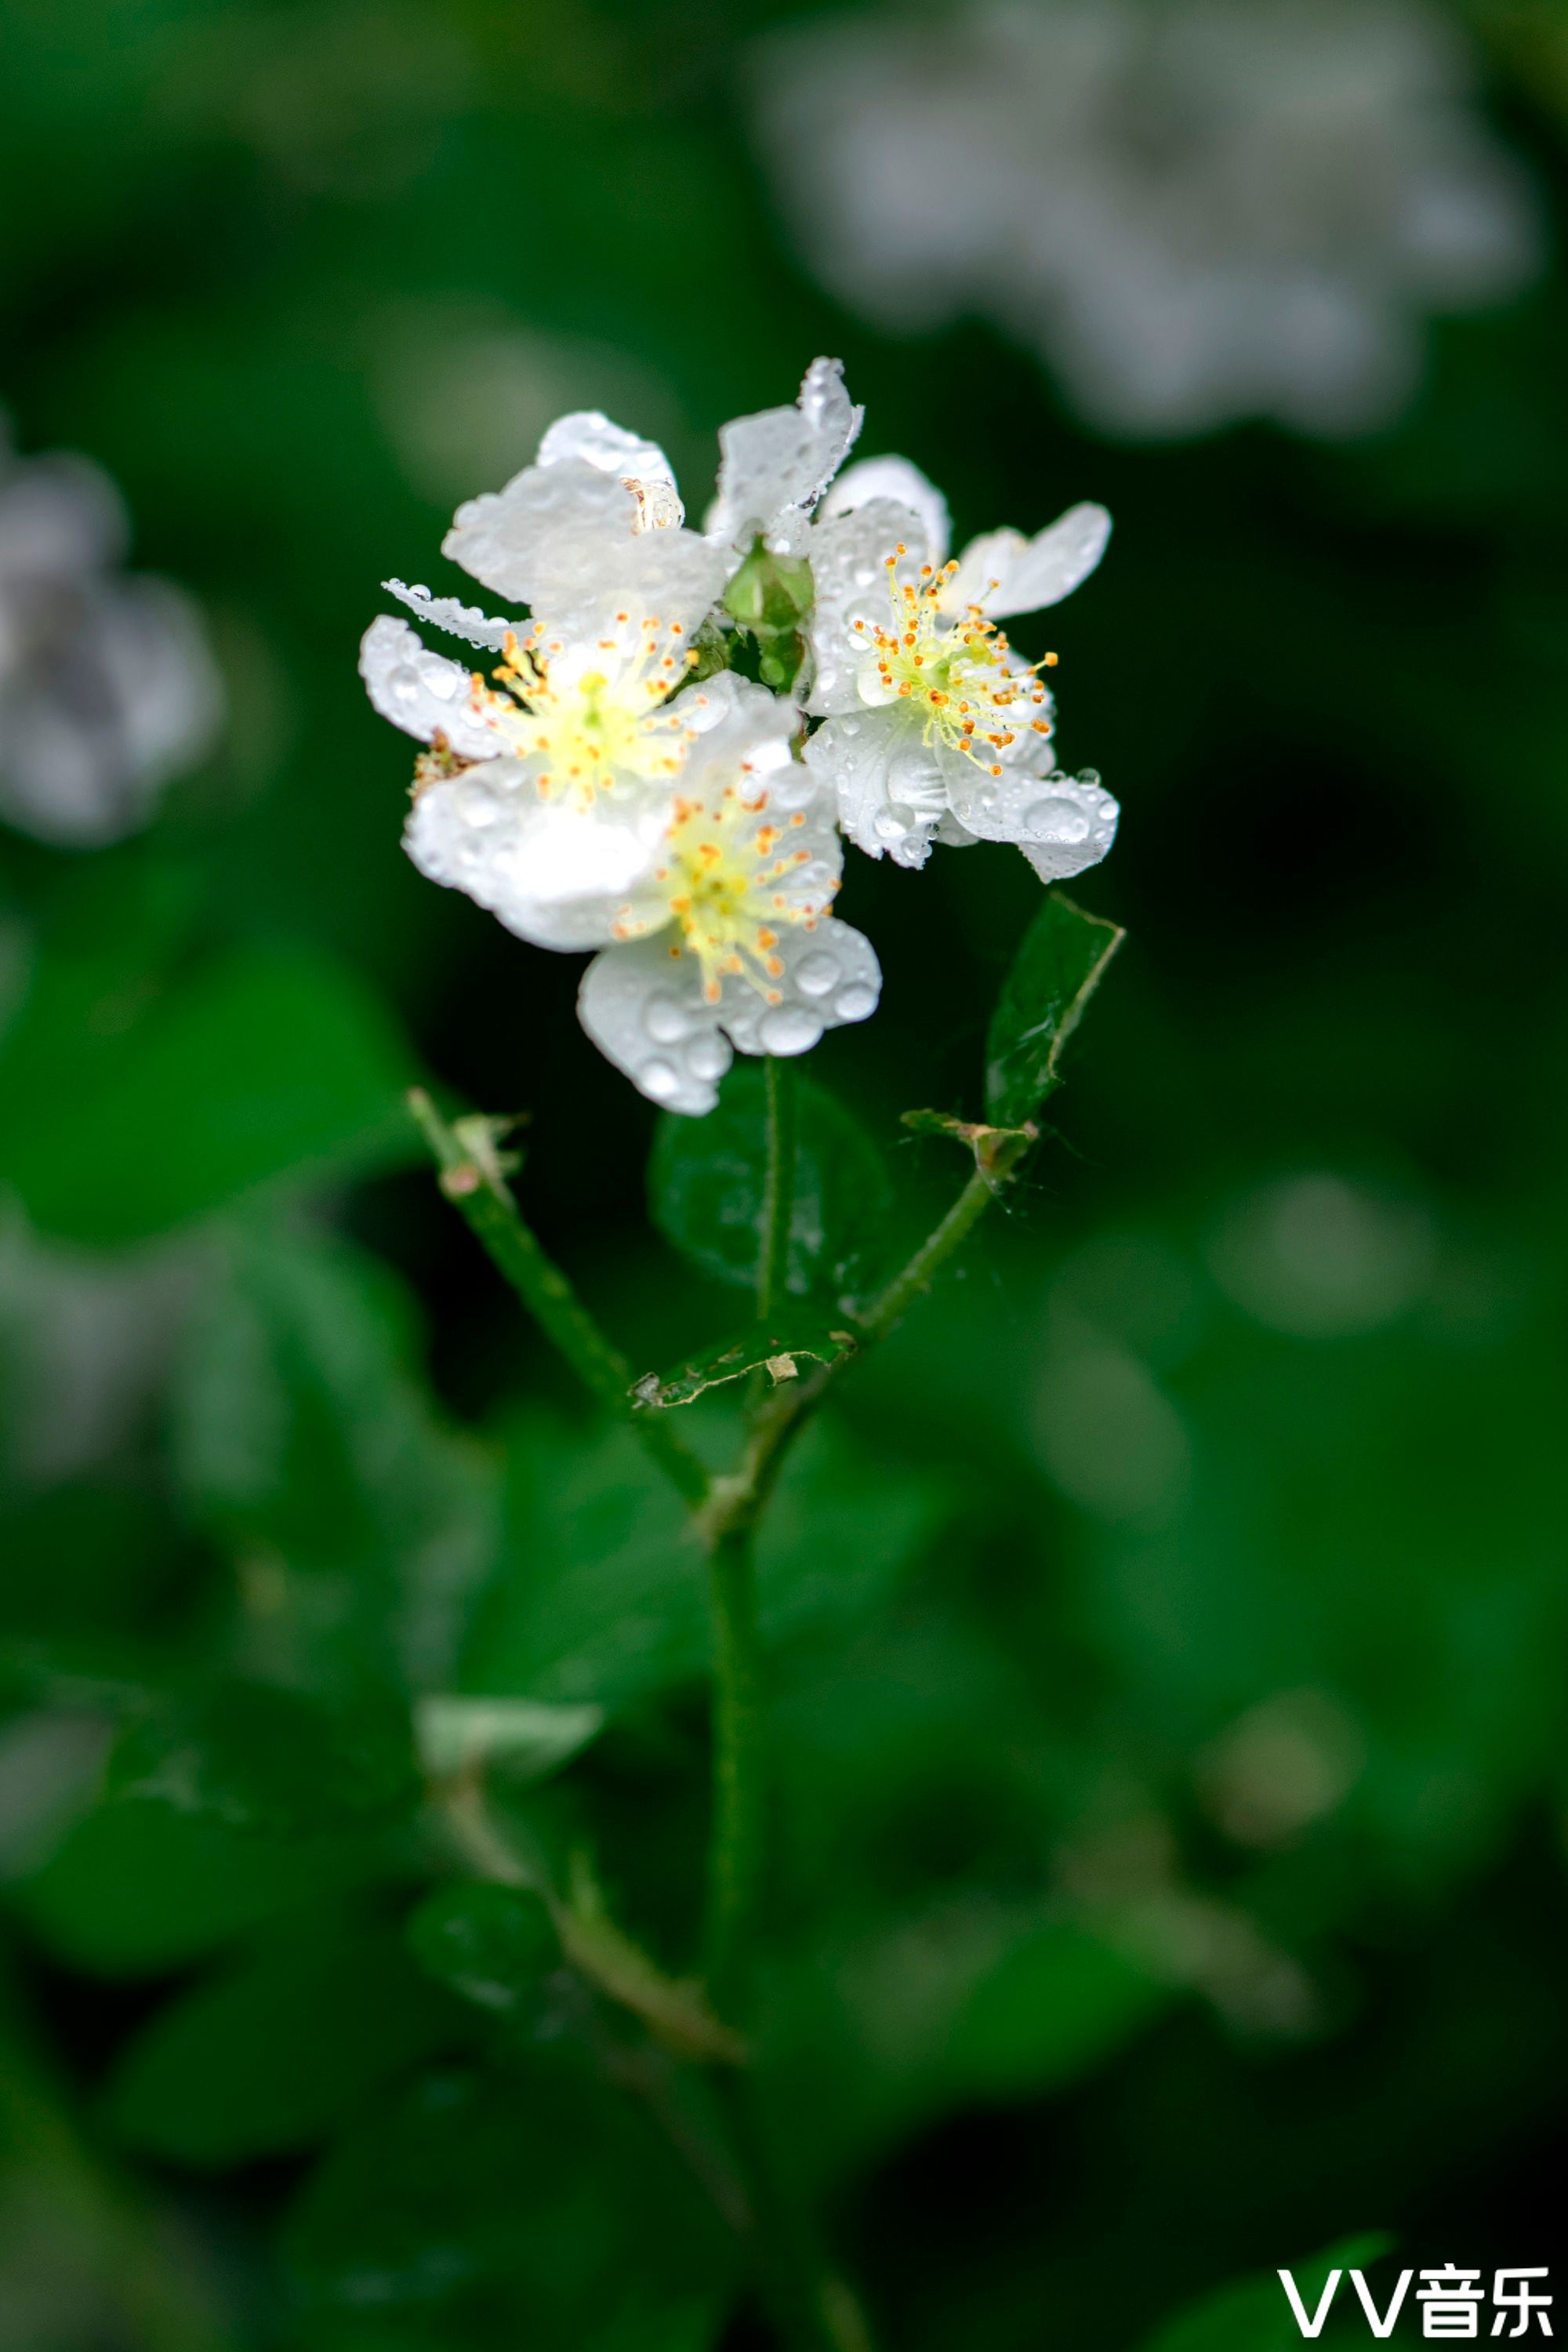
[641,782,830,1005]
[852,547,1058,777]
[478,612,700,804]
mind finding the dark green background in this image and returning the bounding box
[2,2,1565,2347]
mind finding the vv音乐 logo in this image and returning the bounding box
[1280,2266,1552,2340]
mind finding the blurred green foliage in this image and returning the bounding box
[3,0,1568,2348]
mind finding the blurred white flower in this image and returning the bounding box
[0,419,223,847]
[0,1209,207,1485]
[802,453,1117,871]
[753,0,1542,439]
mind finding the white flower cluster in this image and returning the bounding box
[0,417,223,848]
[361,361,1116,1114]
[751,0,1541,441]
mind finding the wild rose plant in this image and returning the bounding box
[357,359,1126,2349]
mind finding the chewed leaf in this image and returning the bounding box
[984,890,1124,1130]
[633,1319,858,1410]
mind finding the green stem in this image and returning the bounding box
[858,1156,1019,1342]
[702,1132,1036,1553]
[408,1089,707,1507]
[704,1523,764,2014]
[758,1056,798,1323]
[715,2073,872,2352]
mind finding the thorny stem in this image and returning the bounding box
[407,1089,707,1506]
[758,1055,798,1324]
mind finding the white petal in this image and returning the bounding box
[803,710,944,869]
[708,356,862,553]
[804,498,929,715]
[442,458,637,607]
[945,764,1120,882]
[822,455,949,565]
[673,667,800,782]
[717,916,882,1057]
[383,579,515,652]
[578,913,881,1115]
[405,760,667,949]
[578,934,735,1115]
[359,616,500,760]
[942,503,1112,620]
[536,410,678,500]
[444,453,725,637]
[612,524,730,639]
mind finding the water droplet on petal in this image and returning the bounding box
[1022,797,1090,845]
[640,1058,680,1099]
[686,1035,728,1080]
[794,950,840,998]
[834,982,877,1022]
[873,802,913,842]
[759,1005,821,1055]
[643,989,691,1044]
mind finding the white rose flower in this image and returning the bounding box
[360,363,864,927]
[575,674,881,1115]
[403,666,877,1114]
[800,455,1119,877]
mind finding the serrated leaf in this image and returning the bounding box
[633,1316,858,1410]
[648,1062,891,1298]
[103,1918,460,2168]
[405,1882,557,2013]
[412,1696,603,1784]
[106,1680,418,1840]
[984,890,1124,1128]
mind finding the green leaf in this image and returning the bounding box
[286,2061,734,2352]
[460,1412,948,1711]
[405,1882,557,2014]
[0,946,421,1247]
[633,1314,858,1409]
[759,1906,1169,2193]
[648,1061,892,1298]
[172,1221,500,1690]
[103,1919,462,2168]
[984,889,1125,1129]
[105,1680,418,1840]
[412,1695,604,1783]
[13,1802,393,1977]
[1136,2236,1397,2352]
